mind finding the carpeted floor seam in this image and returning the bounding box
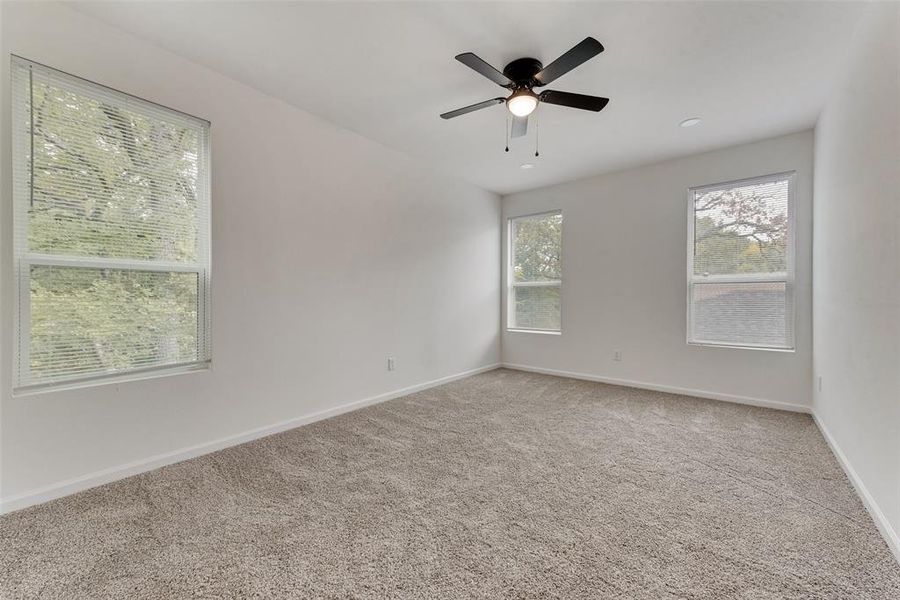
[679,451,871,531]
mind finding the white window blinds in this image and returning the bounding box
[12,57,211,390]
[508,211,562,332]
[687,172,794,349]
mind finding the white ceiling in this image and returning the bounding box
[73,1,865,195]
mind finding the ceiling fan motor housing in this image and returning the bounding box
[503,57,544,88]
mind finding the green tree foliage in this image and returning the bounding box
[30,269,198,377]
[693,183,788,276]
[25,79,202,381]
[513,213,561,282]
[512,285,560,330]
[512,214,561,330]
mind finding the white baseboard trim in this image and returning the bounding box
[0,363,501,515]
[6,362,897,566]
[501,363,811,414]
[812,412,900,564]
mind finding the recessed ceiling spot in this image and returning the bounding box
[680,117,701,128]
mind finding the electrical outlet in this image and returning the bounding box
[387,356,396,371]
[613,350,622,362]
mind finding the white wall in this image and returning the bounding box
[813,2,900,558]
[502,131,813,410]
[0,2,501,508]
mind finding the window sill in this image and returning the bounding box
[506,328,562,336]
[12,361,211,397]
[688,341,795,353]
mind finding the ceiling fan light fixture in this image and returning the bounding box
[441,37,609,144]
[507,90,539,117]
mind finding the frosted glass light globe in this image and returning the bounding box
[507,92,538,117]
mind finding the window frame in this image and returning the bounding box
[686,171,796,351]
[507,210,563,334]
[11,55,212,394]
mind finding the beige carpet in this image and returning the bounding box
[1,368,899,599]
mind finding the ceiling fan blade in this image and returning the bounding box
[539,90,609,112]
[534,37,604,86]
[455,53,513,87]
[440,97,506,119]
[511,115,528,138]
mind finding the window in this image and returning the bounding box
[12,57,211,391]
[687,172,795,350]
[508,211,562,332]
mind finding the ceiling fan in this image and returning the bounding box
[440,37,609,139]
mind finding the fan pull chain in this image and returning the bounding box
[505,113,510,152]
[534,106,540,158]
